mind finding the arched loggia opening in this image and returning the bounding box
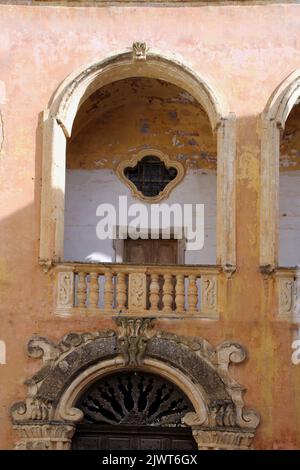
[39,48,236,273]
[261,70,300,319]
[261,69,300,269]
[64,76,218,266]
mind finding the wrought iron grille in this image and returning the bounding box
[76,371,193,427]
[124,156,178,197]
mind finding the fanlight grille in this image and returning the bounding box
[76,371,193,427]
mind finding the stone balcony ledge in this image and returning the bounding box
[53,262,221,319]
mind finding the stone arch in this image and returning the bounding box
[39,44,236,273]
[11,318,259,450]
[261,69,300,270]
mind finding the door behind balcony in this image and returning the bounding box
[124,239,178,264]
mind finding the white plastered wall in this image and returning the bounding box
[64,168,217,265]
[279,170,300,266]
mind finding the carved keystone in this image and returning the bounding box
[115,317,154,366]
[132,42,147,61]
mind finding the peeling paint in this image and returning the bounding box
[67,77,216,170]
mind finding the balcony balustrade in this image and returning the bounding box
[276,267,300,321]
[54,263,220,318]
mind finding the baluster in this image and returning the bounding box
[116,273,127,311]
[188,275,197,312]
[104,272,114,310]
[163,274,173,312]
[175,274,185,312]
[77,272,87,308]
[89,272,99,308]
[150,274,160,310]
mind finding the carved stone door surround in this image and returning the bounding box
[11,318,259,450]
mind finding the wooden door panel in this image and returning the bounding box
[152,239,178,264]
[72,426,196,450]
[124,239,178,264]
[139,437,164,450]
[171,439,196,450]
[107,437,132,450]
[124,239,150,264]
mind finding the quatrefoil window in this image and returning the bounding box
[117,150,185,202]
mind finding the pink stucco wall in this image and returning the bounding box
[1,3,300,449]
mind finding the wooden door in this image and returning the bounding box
[124,239,178,264]
[72,424,197,450]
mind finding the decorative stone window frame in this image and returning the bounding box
[116,148,185,203]
[261,69,300,271]
[39,45,236,273]
[11,318,260,450]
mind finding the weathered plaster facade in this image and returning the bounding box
[1,1,300,450]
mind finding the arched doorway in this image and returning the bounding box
[72,371,197,450]
[11,320,260,450]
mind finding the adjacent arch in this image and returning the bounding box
[261,69,300,269]
[39,47,236,272]
[11,318,259,450]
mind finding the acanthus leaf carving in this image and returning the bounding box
[115,317,154,366]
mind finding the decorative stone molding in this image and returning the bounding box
[40,48,236,272]
[261,69,300,269]
[279,276,294,317]
[275,268,300,322]
[11,320,259,450]
[200,275,218,316]
[128,273,147,310]
[260,264,276,280]
[14,423,75,450]
[38,259,53,273]
[56,270,75,315]
[53,263,220,318]
[116,149,185,203]
[11,399,54,422]
[132,42,147,61]
[192,429,255,451]
[115,317,154,366]
[223,263,236,279]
